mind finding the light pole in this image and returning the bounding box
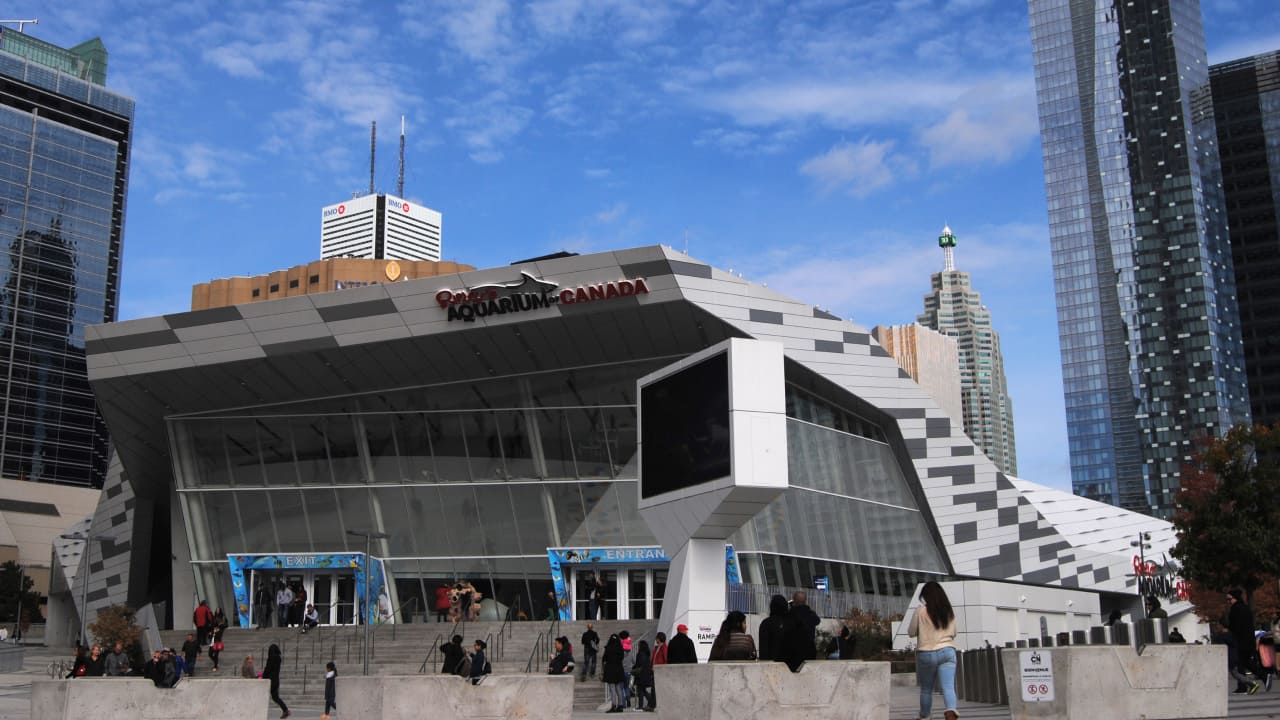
[58,531,105,647]
[347,529,388,676]
[1130,531,1152,619]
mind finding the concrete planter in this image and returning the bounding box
[654,660,890,720]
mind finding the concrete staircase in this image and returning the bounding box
[160,617,656,714]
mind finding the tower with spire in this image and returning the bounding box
[916,226,1018,476]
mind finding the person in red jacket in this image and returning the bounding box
[193,600,214,646]
[435,582,451,623]
[651,632,668,665]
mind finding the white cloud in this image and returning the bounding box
[445,94,535,163]
[921,78,1039,166]
[799,139,914,197]
[595,203,627,223]
[584,167,612,180]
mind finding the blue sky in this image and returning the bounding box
[18,0,1280,492]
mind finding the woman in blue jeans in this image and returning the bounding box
[908,581,958,720]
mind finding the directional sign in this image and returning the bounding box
[1019,650,1055,702]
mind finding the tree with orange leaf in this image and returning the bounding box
[1170,424,1280,608]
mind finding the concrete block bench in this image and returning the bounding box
[339,674,574,720]
[32,678,268,720]
[654,660,890,720]
[1001,645,1227,719]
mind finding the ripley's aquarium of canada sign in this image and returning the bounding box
[435,271,650,322]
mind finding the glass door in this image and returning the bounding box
[653,569,667,619]
[313,574,333,625]
[336,575,356,624]
[628,570,648,619]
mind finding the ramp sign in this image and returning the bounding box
[1019,650,1055,702]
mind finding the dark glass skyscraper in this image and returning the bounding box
[0,30,134,487]
[1202,51,1280,428]
[1028,0,1250,517]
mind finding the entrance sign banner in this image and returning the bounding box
[1018,650,1055,702]
[227,553,389,628]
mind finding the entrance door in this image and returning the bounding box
[572,567,667,620]
[336,575,356,624]
[313,574,333,625]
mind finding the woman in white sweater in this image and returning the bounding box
[907,581,958,720]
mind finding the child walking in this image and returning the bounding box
[322,661,337,718]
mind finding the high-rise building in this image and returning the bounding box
[871,323,964,427]
[1028,0,1250,517]
[915,227,1018,476]
[1202,51,1280,427]
[0,30,134,488]
[321,193,442,261]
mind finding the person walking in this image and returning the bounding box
[632,639,655,712]
[208,627,224,672]
[782,591,820,671]
[263,643,291,718]
[602,634,627,713]
[193,600,213,647]
[908,581,959,720]
[580,622,600,680]
[757,594,789,663]
[1227,589,1262,693]
[322,661,337,719]
[104,641,130,676]
[180,633,199,677]
[667,624,697,663]
[709,610,757,661]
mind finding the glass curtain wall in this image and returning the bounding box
[169,358,668,617]
[730,382,949,597]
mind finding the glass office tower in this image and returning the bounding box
[0,31,134,487]
[1203,51,1280,428]
[1028,0,1249,516]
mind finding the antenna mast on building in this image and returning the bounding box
[0,19,39,32]
[369,121,376,196]
[938,224,957,272]
[397,115,405,198]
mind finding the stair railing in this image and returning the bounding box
[418,633,444,674]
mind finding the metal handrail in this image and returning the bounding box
[418,633,444,674]
[495,601,516,660]
[524,632,549,674]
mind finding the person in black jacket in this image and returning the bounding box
[441,634,466,675]
[836,625,856,660]
[263,643,290,718]
[1227,590,1261,694]
[547,636,575,675]
[468,639,489,685]
[757,594,789,662]
[783,591,820,672]
[580,622,600,680]
[632,640,655,712]
[666,624,697,664]
[602,634,627,712]
[180,633,199,677]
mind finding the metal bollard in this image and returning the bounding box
[1112,622,1131,646]
[1015,639,1027,648]
[1071,630,1088,645]
[1089,625,1113,645]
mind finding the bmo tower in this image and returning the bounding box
[320,193,442,261]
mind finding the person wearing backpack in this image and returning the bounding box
[468,639,489,685]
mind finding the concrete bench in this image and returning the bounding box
[339,674,574,720]
[654,660,890,720]
[32,678,268,720]
[1001,645,1227,719]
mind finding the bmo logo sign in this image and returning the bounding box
[323,204,346,219]
[398,201,410,212]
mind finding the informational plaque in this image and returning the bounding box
[1019,650,1055,702]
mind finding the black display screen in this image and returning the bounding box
[640,352,731,499]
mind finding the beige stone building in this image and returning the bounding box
[191,258,476,310]
[0,478,100,597]
[871,324,965,427]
